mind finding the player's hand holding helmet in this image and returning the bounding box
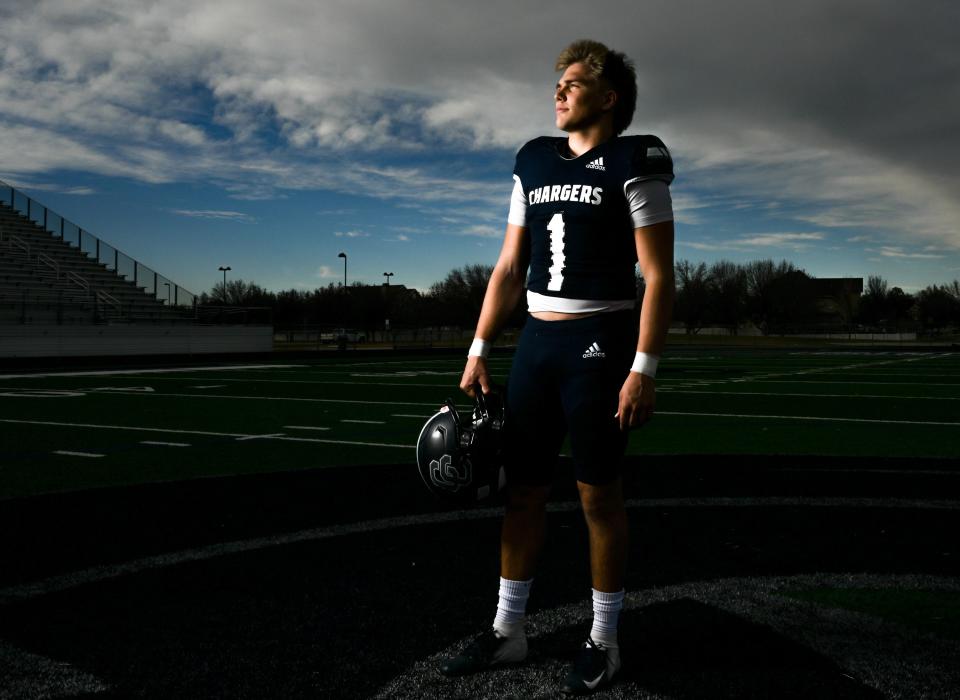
[416,385,506,503]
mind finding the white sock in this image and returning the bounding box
[590,588,625,648]
[492,577,532,638]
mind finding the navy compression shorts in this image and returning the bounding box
[503,310,637,486]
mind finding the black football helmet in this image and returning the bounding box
[416,387,506,503]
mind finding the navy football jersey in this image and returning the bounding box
[513,134,673,301]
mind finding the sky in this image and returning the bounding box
[1,0,958,297]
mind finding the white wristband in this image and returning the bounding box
[630,351,659,378]
[468,338,491,358]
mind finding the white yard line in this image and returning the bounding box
[1,419,248,438]
[283,425,331,431]
[110,392,960,423]
[0,364,304,380]
[722,351,956,384]
[657,410,960,427]
[751,379,960,387]
[661,388,960,401]
[273,436,408,448]
[341,419,386,424]
[24,390,442,407]
[0,419,411,449]
[140,441,191,447]
[52,450,104,458]
[87,376,465,389]
[672,352,958,390]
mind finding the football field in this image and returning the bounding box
[2,347,960,698]
[1,347,959,499]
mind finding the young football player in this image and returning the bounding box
[440,39,675,695]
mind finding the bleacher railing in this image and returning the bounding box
[0,178,197,308]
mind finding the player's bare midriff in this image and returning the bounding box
[530,310,601,321]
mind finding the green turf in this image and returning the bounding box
[1,349,958,498]
[776,587,960,640]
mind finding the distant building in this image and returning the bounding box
[811,277,863,326]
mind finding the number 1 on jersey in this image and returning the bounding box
[547,212,566,291]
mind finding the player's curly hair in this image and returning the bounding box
[555,39,637,136]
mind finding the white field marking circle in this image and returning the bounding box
[2,497,959,606]
[0,365,304,380]
[0,639,110,699]
[372,572,960,700]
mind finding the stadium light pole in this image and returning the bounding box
[383,271,393,286]
[338,252,347,288]
[218,265,231,303]
[163,282,171,305]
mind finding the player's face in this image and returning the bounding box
[555,62,613,133]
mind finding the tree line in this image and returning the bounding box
[198,259,960,335]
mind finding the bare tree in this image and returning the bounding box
[707,259,748,334]
[674,259,710,334]
[427,264,496,327]
[743,259,798,334]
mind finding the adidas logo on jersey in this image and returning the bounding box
[582,342,605,359]
[585,157,605,171]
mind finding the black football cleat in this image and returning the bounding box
[560,637,621,696]
[438,628,527,677]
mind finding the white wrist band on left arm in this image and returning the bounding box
[630,352,659,378]
[468,338,491,358]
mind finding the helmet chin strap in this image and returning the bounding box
[473,384,490,421]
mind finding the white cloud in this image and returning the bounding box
[334,230,369,238]
[10,180,96,196]
[678,240,728,252]
[0,0,958,264]
[315,265,335,278]
[679,231,825,253]
[460,225,501,238]
[172,209,255,222]
[737,232,825,247]
[876,246,944,260]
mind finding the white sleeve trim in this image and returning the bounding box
[507,175,527,227]
[624,178,674,229]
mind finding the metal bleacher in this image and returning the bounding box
[0,180,197,326]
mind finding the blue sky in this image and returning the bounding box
[2,0,958,297]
